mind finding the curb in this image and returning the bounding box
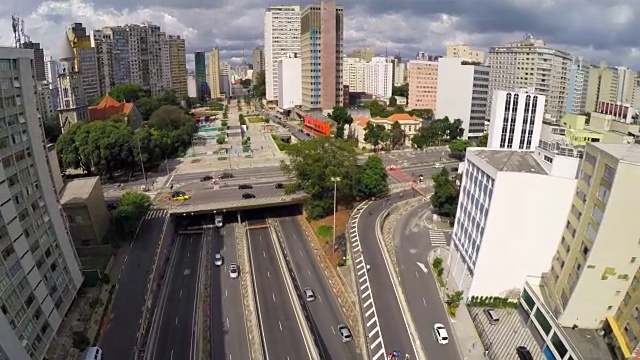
[239,224,266,360]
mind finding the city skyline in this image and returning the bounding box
[0,0,639,73]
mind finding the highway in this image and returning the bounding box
[247,227,311,359]
[168,166,287,188]
[395,202,461,360]
[277,217,358,359]
[152,234,203,360]
[209,223,251,360]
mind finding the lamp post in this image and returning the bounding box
[136,136,147,187]
[331,176,340,253]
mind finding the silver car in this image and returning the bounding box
[304,288,316,302]
[229,263,239,279]
[214,253,223,267]
[338,324,352,343]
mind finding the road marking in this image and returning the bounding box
[226,318,229,328]
[331,326,335,334]
[225,289,227,297]
[363,298,373,308]
[368,326,380,337]
[179,289,182,298]
[175,316,178,325]
[360,282,369,291]
[429,229,447,247]
[372,348,386,360]
[362,289,371,298]
[367,316,377,327]
[365,307,375,317]
[263,251,266,257]
[272,293,276,302]
[267,271,270,277]
[307,270,311,277]
[278,321,282,331]
[171,349,174,360]
[370,335,383,349]
[423,298,427,306]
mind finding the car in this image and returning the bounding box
[516,346,534,360]
[434,163,444,169]
[242,193,256,199]
[238,184,253,190]
[219,172,234,179]
[171,191,190,201]
[214,253,223,266]
[200,175,213,182]
[274,183,285,189]
[304,288,316,302]
[229,263,239,278]
[337,324,352,343]
[484,308,500,325]
[433,323,449,344]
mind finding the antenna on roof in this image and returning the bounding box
[11,15,21,48]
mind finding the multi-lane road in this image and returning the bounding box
[248,227,312,359]
[277,217,358,359]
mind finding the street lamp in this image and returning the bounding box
[136,136,147,187]
[331,176,340,253]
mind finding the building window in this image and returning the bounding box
[584,152,597,166]
[566,221,576,237]
[591,205,604,224]
[597,184,610,203]
[586,223,597,241]
[603,164,616,182]
[580,170,592,186]
[533,308,552,335]
[570,205,581,221]
[521,288,536,311]
[551,332,568,358]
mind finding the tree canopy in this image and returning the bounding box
[476,133,488,147]
[411,116,464,149]
[43,115,62,144]
[354,155,389,199]
[362,99,432,120]
[251,70,266,98]
[392,83,408,98]
[328,106,353,139]
[430,168,459,222]
[449,139,472,159]
[363,122,390,150]
[112,191,152,239]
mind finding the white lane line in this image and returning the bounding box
[357,268,366,276]
[362,289,371,298]
[356,261,365,269]
[363,298,373,308]
[358,276,367,283]
[365,307,375,317]
[372,348,386,360]
[367,316,377,327]
[368,326,380,338]
[360,282,369,291]
[369,336,383,350]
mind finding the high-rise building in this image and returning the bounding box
[365,57,393,98]
[187,71,198,98]
[264,5,301,102]
[348,47,374,62]
[416,52,442,62]
[251,46,265,82]
[44,57,58,88]
[58,34,90,131]
[586,61,620,112]
[194,51,207,100]
[220,61,231,97]
[21,41,46,81]
[487,89,546,150]
[566,56,590,114]
[343,57,366,92]
[436,57,490,138]
[168,35,187,98]
[66,23,102,102]
[394,62,407,86]
[209,48,221,99]
[616,66,636,105]
[0,46,84,360]
[300,0,344,110]
[407,60,438,111]
[277,53,302,109]
[487,35,571,122]
[90,29,114,95]
[445,44,485,63]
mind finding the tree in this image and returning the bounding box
[109,83,148,102]
[446,290,465,309]
[476,133,488,147]
[251,70,266,98]
[216,136,226,144]
[149,105,192,132]
[72,331,90,350]
[363,122,388,150]
[43,115,62,144]
[388,96,397,107]
[389,121,406,149]
[112,191,151,239]
[362,100,387,118]
[354,155,388,198]
[392,83,409,98]
[449,139,471,159]
[240,79,252,89]
[407,108,433,119]
[411,116,465,148]
[328,106,353,139]
[430,168,459,220]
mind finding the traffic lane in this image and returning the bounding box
[249,228,309,360]
[175,176,288,192]
[358,190,417,357]
[278,217,358,359]
[155,234,202,360]
[395,204,462,360]
[211,224,251,360]
[177,186,287,205]
[170,166,284,184]
[99,215,165,359]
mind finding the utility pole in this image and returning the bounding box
[331,177,340,253]
[136,137,147,187]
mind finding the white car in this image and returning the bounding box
[434,163,444,169]
[229,263,239,279]
[214,253,223,266]
[434,323,449,344]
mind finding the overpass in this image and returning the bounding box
[167,193,309,216]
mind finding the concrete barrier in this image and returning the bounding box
[240,223,266,360]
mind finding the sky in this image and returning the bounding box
[1,0,639,72]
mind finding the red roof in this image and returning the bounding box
[89,95,134,121]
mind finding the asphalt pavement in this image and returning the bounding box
[164,184,288,208]
[168,166,286,186]
[277,217,358,360]
[394,202,461,360]
[209,223,251,360]
[247,227,310,360]
[99,210,168,359]
[153,234,203,360]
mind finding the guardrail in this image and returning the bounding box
[239,222,266,360]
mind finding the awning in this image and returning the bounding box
[606,316,631,358]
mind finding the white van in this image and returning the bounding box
[215,214,223,228]
[84,347,102,360]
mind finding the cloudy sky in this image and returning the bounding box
[1,0,639,71]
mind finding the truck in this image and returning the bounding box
[215,214,223,228]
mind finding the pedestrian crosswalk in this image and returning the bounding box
[429,229,447,247]
[144,209,167,220]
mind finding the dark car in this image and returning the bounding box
[238,184,253,190]
[275,183,285,189]
[200,175,213,182]
[516,346,534,360]
[219,172,234,179]
[242,193,256,199]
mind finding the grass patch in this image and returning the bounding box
[271,135,291,151]
[316,224,333,238]
[248,117,266,123]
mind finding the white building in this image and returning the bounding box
[44,56,58,88]
[187,72,198,98]
[394,62,406,85]
[365,57,393,98]
[450,148,577,299]
[0,47,84,360]
[343,57,366,92]
[487,89,546,150]
[35,81,59,119]
[277,53,302,109]
[436,57,490,139]
[264,5,301,101]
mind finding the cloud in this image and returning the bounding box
[0,0,638,72]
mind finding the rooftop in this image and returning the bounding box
[60,177,100,205]
[373,113,420,122]
[590,143,640,164]
[470,149,547,175]
[88,95,134,121]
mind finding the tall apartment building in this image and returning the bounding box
[194,51,207,100]
[264,5,301,102]
[220,61,231,97]
[407,60,438,111]
[522,142,640,360]
[566,56,590,114]
[100,26,131,86]
[90,29,114,95]
[446,44,485,63]
[365,57,393,98]
[209,48,221,99]
[348,47,374,62]
[300,0,344,110]
[436,57,489,138]
[44,57,58,87]
[20,41,46,82]
[394,62,406,85]
[416,52,442,62]
[58,34,90,131]
[167,35,187,98]
[617,67,636,105]
[252,46,265,83]
[586,61,620,112]
[277,53,302,109]
[66,23,101,102]
[343,57,366,92]
[0,47,84,360]
[634,76,640,111]
[487,89,546,150]
[487,35,571,122]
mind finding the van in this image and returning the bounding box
[84,347,102,360]
[484,308,500,324]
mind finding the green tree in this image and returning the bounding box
[109,83,148,102]
[388,96,397,107]
[251,70,266,98]
[71,331,90,350]
[446,290,465,309]
[476,133,488,147]
[240,79,252,89]
[430,168,459,220]
[406,108,433,119]
[43,115,62,144]
[112,191,151,239]
[354,155,388,198]
[149,105,192,132]
[222,111,228,120]
[328,106,353,139]
[389,121,406,149]
[216,136,226,144]
[392,83,409,98]
[363,122,388,150]
[449,139,472,159]
[363,100,387,118]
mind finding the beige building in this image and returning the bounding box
[446,44,485,63]
[407,60,438,111]
[487,35,572,122]
[300,0,344,110]
[586,61,637,112]
[168,35,187,98]
[209,47,221,99]
[343,57,366,92]
[351,113,421,148]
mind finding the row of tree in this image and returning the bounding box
[430,168,460,222]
